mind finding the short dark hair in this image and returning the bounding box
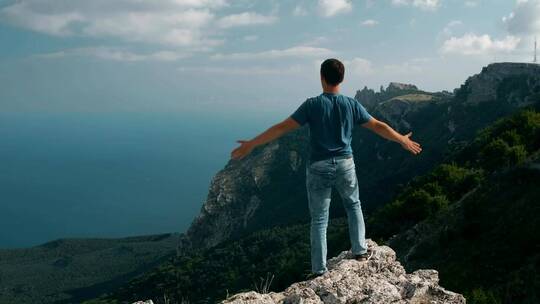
[320,58,344,86]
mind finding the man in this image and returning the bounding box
[231,58,421,278]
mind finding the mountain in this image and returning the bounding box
[0,234,178,304]
[103,107,539,304]
[384,109,540,303]
[182,62,540,251]
[86,63,540,304]
[222,240,465,304]
[8,62,540,304]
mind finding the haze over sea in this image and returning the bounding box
[0,110,283,248]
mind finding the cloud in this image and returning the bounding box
[344,58,374,75]
[503,0,540,36]
[178,65,305,75]
[318,0,353,17]
[217,12,277,28]
[391,0,441,11]
[293,5,308,16]
[361,19,379,27]
[464,1,480,8]
[0,0,228,49]
[0,0,276,52]
[35,47,189,62]
[441,20,463,36]
[440,33,520,55]
[211,46,334,60]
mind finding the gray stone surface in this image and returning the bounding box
[461,62,540,105]
[222,240,465,304]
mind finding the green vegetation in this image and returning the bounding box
[368,163,483,241]
[88,219,352,304]
[0,234,178,304]
[91,110,540,304]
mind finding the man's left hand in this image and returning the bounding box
[231,140,254,160]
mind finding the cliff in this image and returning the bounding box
[222,240,465,304]
[180,62,540,254]
[101,63,540,304]
[354,82,422,111]
[456,62,540,105]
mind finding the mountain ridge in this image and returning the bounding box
[180,62,540,253]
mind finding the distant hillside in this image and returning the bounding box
[0,234,178,304]
[86,63,540,304]
[386,109,540,303]
[182,62,540,251]
[6,63,539,304]
[92,108,540,304]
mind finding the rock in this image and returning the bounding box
[180,128,310,250]
[458,62,540,105]
[387,82,418,93]
[354,83,422,112]
[222,240,465,304]
[132,301,154,304]
[373,94,434,131]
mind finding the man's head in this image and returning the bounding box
[320,58,344,89]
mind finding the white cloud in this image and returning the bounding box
[35,47,189,62]
[391,0,441,11]
[318,0,353,17]
[217,12,277,28]
[503,0,540,36]
[441,20,463,36]
[0,0,228,49]
[440,33,521,55]
[464,1,480,8]
[211,46,334,60]
[293,5,308,16]
[0,3,85,36]
[361,19,379,27]
[178,65,305,75]
[344,58,374,75]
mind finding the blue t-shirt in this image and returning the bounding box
[290,92,372,162]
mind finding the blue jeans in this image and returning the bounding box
[305,156,368,274]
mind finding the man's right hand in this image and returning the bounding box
[361,118,422,155]
[400,132,422,155]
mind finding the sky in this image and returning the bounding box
[1,0,539,114]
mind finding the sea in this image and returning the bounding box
[0,110,282,248]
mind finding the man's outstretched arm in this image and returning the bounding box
[361,117,422,155]
[231,117,301,160]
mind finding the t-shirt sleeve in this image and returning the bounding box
[290,99,310,126]
[354,100,372,125]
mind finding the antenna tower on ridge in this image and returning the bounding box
[534,36,537,63]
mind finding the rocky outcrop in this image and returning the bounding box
[354,86,380,110]
[222,240,465,304]
[374,94,434,130]
[457,62,540,105]
[180,62,540,255]
[181,128,310,250]
[387,82,418,93]
[354,83,423,111]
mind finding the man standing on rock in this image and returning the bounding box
[231,58,422,278]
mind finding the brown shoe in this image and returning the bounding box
[354,249,373,262]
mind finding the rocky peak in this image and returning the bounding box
[374,94,434,131]
[456,62,540,105]
[222,240,465,304]
[387,82,419,92]
[354,86,380,111]
[354,82,422,111]
[179,129,310,251]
